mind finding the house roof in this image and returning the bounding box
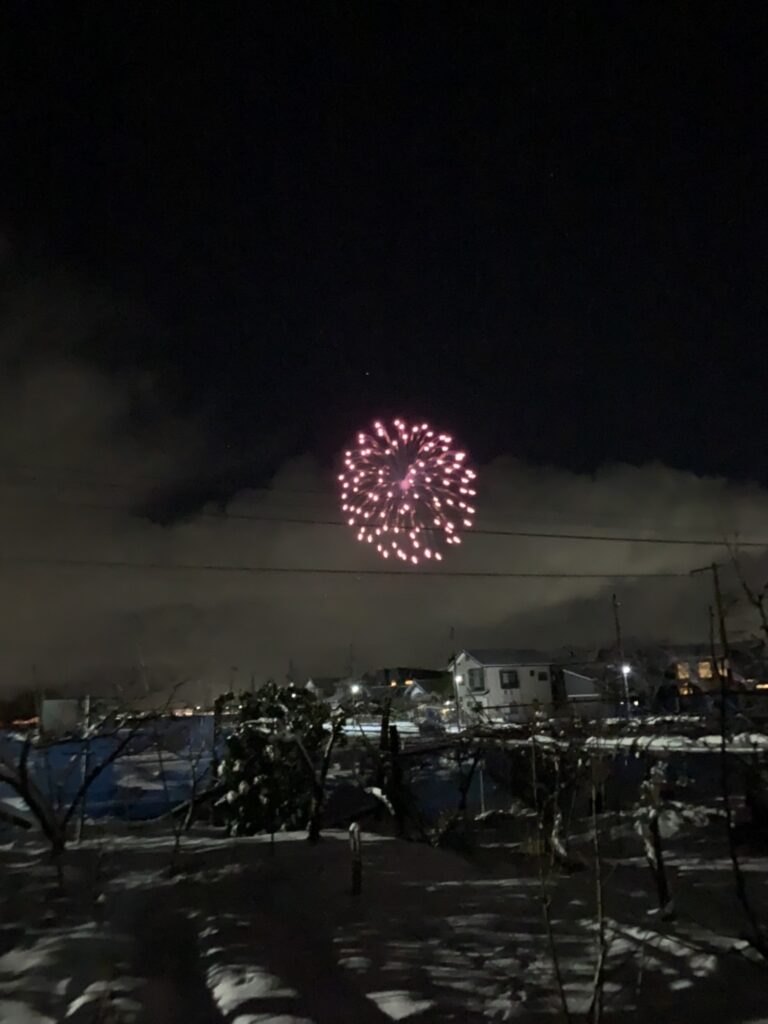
[455,648,553,667]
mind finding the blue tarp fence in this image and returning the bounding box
[0,715,217,822]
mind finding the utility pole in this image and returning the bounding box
[696,563,733,689]
[611,593,623,661]
[612,593,631,717]
[711,563,734,690]
[691,563,734,690]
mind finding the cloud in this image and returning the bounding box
[2,277,768,697]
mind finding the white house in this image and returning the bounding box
[449,649,600,723]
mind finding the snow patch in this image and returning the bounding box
[0,948,54,974]
[0,1001,55,1024]
[231,1016,313,1024]
[338,955,372,971]
[368,990,436,1019]
[66,978,142,1018]
[208,966,297,1013]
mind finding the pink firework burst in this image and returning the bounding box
[338,418,478,564]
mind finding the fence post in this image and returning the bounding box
[349,821,362,896]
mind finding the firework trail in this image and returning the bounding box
[338,418,478,564]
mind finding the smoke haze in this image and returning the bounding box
[2,277,767,696]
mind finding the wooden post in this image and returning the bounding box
[349,821,362,896]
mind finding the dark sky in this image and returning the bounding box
[4,4,767,494]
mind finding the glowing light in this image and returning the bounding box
[337,418,478,564]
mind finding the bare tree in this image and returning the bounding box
[0,689,182,863]
[588,761,607,1024]
[730,551,768,644]
[711,559,768,959]
[297,706,347,843]
[635,760,674,919]
[153,717,213,871]
[530,733,572,1024]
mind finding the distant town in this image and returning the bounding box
[9,640,765,739]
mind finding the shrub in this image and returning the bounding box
[217,683,336,836]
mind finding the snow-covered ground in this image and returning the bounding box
[0,815,766,1023]
[343,720,421,737]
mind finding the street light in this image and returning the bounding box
[350,683,361,695]
[621,663,631,717]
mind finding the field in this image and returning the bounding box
[1,806,766,1023]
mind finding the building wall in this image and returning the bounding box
[41,698,83,735]
[672,656,728,692]
[453,654,554,721]
[452,654,602,723]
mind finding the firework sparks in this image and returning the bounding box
[338,418,478,563]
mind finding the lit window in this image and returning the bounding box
[500,670,519,690]
[698,660,713,679]
[468,668,485,692]
[676,662,690,681]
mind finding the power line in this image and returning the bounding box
[0,554,692,579]
[2,464,766,549]
[198,511,767,549]
[0,460,756,537]
[3,483,766,549]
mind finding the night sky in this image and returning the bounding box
[1,5,767,687]
[6,4,766,488]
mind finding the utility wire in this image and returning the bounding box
[2,485,764,549]
[196,511,766,549]
[0,461,754,538]
[0,554,692,579]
